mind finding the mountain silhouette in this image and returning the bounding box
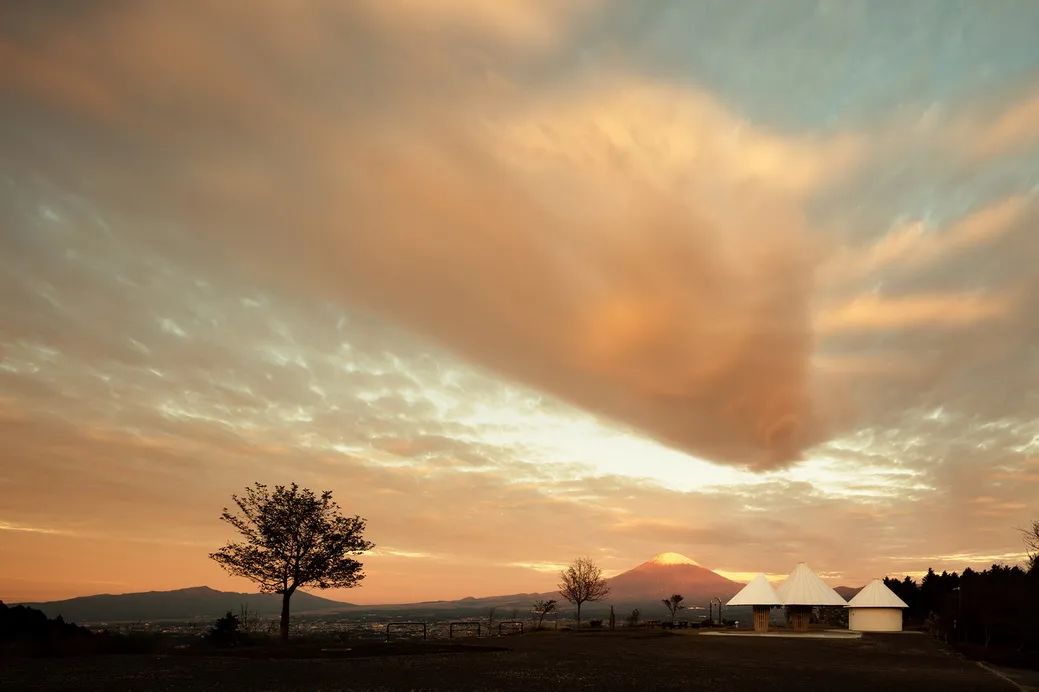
[21,586,349,623]
[346,553,743,618]
[834,585,864,601]
[20,553,751,622]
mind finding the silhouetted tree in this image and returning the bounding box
[874,526,1039,660]
[532,599,556,629]
[558,556,610,626]
[208,611,241,647]
[884,563,1038,657]
[210,482,373,641]
[661,593,684,625]
[0,602,91,642]
[1020,521,1039,573]
[884,576,923,620]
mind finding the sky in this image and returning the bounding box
[1,1,1037,604]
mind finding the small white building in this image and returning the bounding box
[727,573,782,632]
[846,578,908,632]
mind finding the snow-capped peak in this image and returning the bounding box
[648,552,701,567]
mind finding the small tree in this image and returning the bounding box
[532,599,557,629]
[210,482,374,641]
[1020,520,1039,573]
[661,593,684,625]
[208,611,241,647]
[558,556,610,626]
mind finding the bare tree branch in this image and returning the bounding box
[558,556,609,626]
[1020,521,1039,573]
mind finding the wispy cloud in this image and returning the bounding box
[0,521,74,536]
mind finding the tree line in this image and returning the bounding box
[881,522,1039,654]
[885,563,1038,652]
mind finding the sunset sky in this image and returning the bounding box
[1,1,1038,605]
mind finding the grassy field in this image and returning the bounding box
[0,629,1018,691]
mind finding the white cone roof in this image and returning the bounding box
[775,563,847,606]
[727,573,782,606]
[846,579,908,609]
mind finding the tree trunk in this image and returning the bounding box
[279,591,292,642]
[576,602,582,627]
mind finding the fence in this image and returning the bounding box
[341,615,696,643]
[497,621,524,635]
[448,621,482,638]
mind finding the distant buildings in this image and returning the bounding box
[728,562,900,633]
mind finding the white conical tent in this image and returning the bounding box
[847,578,906,632]
[847,579,908,608]
[776,563,847,606]
[727,573,782,606]
[727,573,782,632]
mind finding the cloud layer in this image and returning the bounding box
[0,1,859,468]
[1,1,1037,601]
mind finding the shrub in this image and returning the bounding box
[208,611,241,647]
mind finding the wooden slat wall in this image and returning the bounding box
[752,605,770,632]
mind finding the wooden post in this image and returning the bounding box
[752,605,770,633]
[788,606,811,632]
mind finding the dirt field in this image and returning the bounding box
[0,630,1017,691]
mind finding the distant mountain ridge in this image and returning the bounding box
[19,586,350,623]
[834,585,864,601]
[342,554,743,618]
[394,552,743,612]
[20,553,857,623]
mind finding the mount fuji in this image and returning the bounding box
[604,552,741,606]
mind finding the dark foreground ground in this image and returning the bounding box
[0,630,1026,691]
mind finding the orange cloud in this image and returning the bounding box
[357,0,597,52]
[0,2,866,469]
[966,85,1039,161]
[821,194,1034,287]
[815,291,1015,334]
